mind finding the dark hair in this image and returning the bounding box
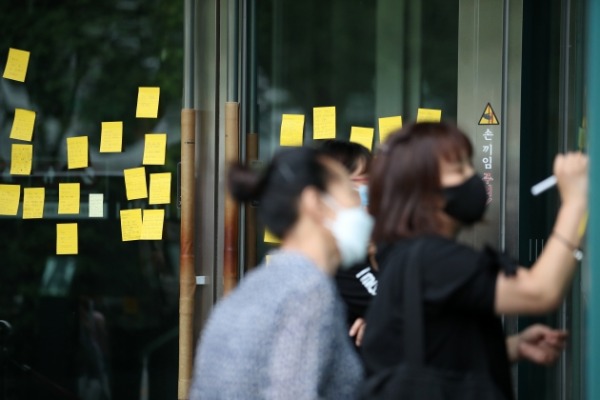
[370,122,473,242]
[229,147,335,238]
[318,139,372,175]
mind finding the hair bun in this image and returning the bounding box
[228,163,264,203]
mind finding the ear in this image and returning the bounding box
[298,186,326,223]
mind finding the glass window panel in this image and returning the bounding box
[253,0,459,259]
[0,2,182,399]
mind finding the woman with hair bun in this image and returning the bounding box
[190,147,373,400]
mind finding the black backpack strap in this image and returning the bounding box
[403,240,426,367]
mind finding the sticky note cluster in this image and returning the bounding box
[120,208,165,241]
[277,106,442,152]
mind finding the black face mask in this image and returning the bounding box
[443,174,488,225]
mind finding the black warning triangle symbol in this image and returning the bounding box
[478,103,499,125]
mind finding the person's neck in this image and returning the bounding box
[281,221,339,276]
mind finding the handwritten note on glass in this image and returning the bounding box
[141,209,165,240]
[280,114,304,147]
[10,109,36,141]
[0,184,20,215]
[124,167,148,200]
[149,172,171,205]
[313,107,336,139]
[58,183,80,215]
[23,187,45,219]
[3,48,30,82]
[350,127,375,151]
[67,136,89,169]
[56,223,78,255]
[416,108,442,123]
[89,193,104,218]
[136,87,160,118]
[100,121,123,153]
[120,209,142,241]
[143,133,167,165]
[378,116,403,144]
[10,144,32,175]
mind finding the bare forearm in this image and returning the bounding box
[529,201,586,306]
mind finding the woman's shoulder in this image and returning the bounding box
[380,235,480,261]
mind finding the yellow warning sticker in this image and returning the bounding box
[479,103,499,125]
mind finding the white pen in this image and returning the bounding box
[531,175,557,196]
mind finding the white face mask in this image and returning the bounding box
[324,196,374,269]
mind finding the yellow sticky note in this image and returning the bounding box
[10,109,36,141]
[143,133,167,165]
[379,116,403,143]
[350,127,375,151]
[23,188,45,219]
[67,136,89,169]
[120,209,142,241]
[149,172,171,205]
[264,228,281,244]
[56,223,78,255]
[58,183,80,215]
[0,184,20,215]
[141,209,165,240]
[3,48,30,82]
[416,108,442,123]
[124,167,148,200]
[280,114,304,147]
[100,121,123,153]
[10,144,32,175]
[313,106,336,139]
[136,87,160,118]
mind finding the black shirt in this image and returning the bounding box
[361,235,513,400]
[335,261,378,327]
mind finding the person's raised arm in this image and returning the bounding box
[495,152,588,315]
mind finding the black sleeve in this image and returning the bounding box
[335,263,378,325]
[421,238,497,314]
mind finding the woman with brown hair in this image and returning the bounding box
[361,122,587,399]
